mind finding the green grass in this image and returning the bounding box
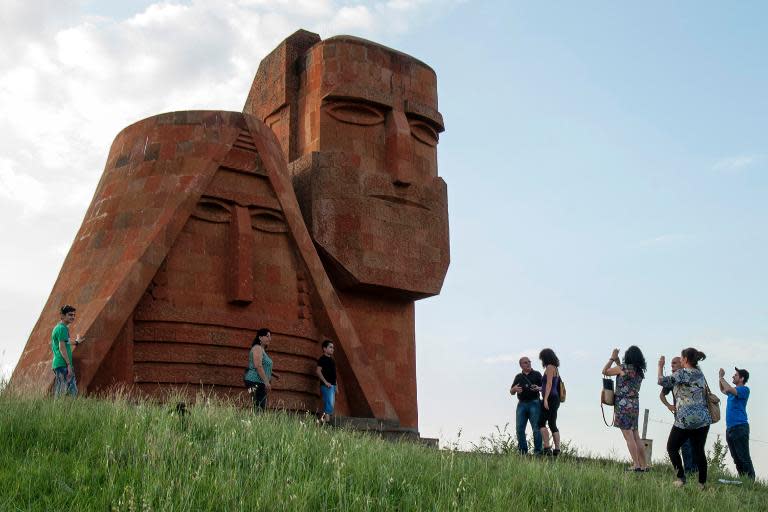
[0,392,764,511]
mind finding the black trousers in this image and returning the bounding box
[245,381,268,411]
[538,396,561,433]
[667,425,709,484]
[726,424,755,480]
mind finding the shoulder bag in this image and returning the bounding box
[703,378,721,423]
[601,377,614,427]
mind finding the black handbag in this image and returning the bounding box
[601,377,615,427]
[601,378,615,405]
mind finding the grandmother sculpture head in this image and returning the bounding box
[244,30,450,298]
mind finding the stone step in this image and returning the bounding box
[329,415,438,447]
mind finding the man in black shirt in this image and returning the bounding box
[509,356,543,455]
[316,340,337,424]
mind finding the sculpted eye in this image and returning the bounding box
[409,119,439,147]
[192,199,231,223]
[325,102,386,126]
[251,209,288,233]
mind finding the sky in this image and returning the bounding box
[1,1,766,479]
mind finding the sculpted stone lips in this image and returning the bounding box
[368,194,430,210]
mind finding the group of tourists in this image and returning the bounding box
[511,345,756,487]
[50,305,757,483]
[508,348,564,457]
[50,306,339,423]
[242,327,337,423]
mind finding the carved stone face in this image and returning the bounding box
[133,139,320,409]
[291,37,450,298]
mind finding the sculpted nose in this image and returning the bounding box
[228,205,254,304]
[385,110,413,186]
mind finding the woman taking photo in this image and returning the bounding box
[244,328,274,411]
[603,346,648,472]
[538,348,562,456]
[658,347,712,489]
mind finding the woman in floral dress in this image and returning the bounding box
[603,345,647,471]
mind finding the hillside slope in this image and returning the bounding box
[0,393,764,511]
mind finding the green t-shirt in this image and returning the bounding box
[51,322,72,370]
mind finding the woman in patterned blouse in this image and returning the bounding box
[658,347,712,489]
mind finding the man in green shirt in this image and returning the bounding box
[52,305,84,397]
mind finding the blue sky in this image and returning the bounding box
[1,1,766,478]
[407,1,767,475]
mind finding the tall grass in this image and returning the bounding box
[0,392,764,511]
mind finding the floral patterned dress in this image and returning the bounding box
[658,368,712,429]
[614,364,643,430]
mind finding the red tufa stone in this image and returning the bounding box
[11,30,448,431]
[244,31,449,428]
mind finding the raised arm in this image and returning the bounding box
[718,368,737,396]
[603,348,624,376]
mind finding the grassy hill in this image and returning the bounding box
[0,391,764,511]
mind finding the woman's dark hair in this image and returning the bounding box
[681,347,706,368]
[539,348,559,368]
[251,328,271,347]
[623,345,646,378]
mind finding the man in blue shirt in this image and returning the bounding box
[718,366,755,481]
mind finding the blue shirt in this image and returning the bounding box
[726,385,749,428]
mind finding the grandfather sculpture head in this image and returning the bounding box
[245,30,449,298]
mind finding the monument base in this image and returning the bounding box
[330,416,438,447]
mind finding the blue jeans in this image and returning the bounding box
[680,438,697,473]
[726,423,755,480]
[321,384,336,414]
[516,399,542,454]
[53,367,78,398]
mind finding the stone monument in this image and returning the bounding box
[11,30,449,431]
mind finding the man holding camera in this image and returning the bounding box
[509,356,543,455]
[719,366,755,481]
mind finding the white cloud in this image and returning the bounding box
[713,154,762,172]
[330,5,375,32]
[0,0,452,223]
[0,158,49,216]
